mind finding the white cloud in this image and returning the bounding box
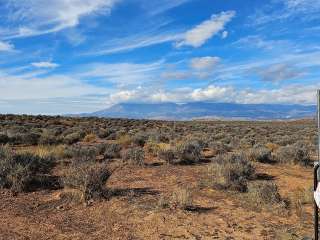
[176,11,235,48]
[237,85,319,105]
[190,56,220,70]
[109,89,142,103]
[31,61,59,69]
[105,83,320,106]
[0,41,15,52]
[83,10,234,56]
[191,85,232,101]
[221,31,228,39]
[3,0,120,38]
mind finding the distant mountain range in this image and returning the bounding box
[79,102,316,120]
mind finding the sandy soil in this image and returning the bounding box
[0,155,314,240]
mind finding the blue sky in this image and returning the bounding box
[0,0,320,114]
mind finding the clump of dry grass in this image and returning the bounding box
[121,147,145,166]
[157,143,175,164]
[116,134,133,148]
[144,141,160,157]
[156,188,194,210]
[289,187,313,221]
[247,181,283,206]
[83,133,98,143]
[171,187,193,210]
[18,145,71,160]
[265,142,280,152]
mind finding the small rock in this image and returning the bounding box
[56,205,64,210]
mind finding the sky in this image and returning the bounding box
[0,0,320,114]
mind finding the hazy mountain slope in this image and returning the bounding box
[80,102,316,120]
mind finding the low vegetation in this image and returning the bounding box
[0,146,54,193]
[0,115,317,239]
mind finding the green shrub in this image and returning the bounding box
[208,153,255,192]
[63,132,84,144]
[132,132,148,147]
[39,131,59,145]
[70,145,98,163]
[23,133,41,145]
[175,141,201,164]
[0,147,54,193]
[247,145,272,163]
[0,134,9,144]
[103,143,121,159]
[275,141,311,166]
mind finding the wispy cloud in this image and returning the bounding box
[85,10,235,56]
[31,61,59,69]
[85,32,183,55]
[232,35,294,51]
[253,63,305,82]
[78,60,165,86]
[250,0,320,26]
[140,0,192,16]
[0,72,110,100]
[176,11,235,48]
[161,56,221,81]
[0,41,15,52]
[2,0,120,39]
[190,57,220,70]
